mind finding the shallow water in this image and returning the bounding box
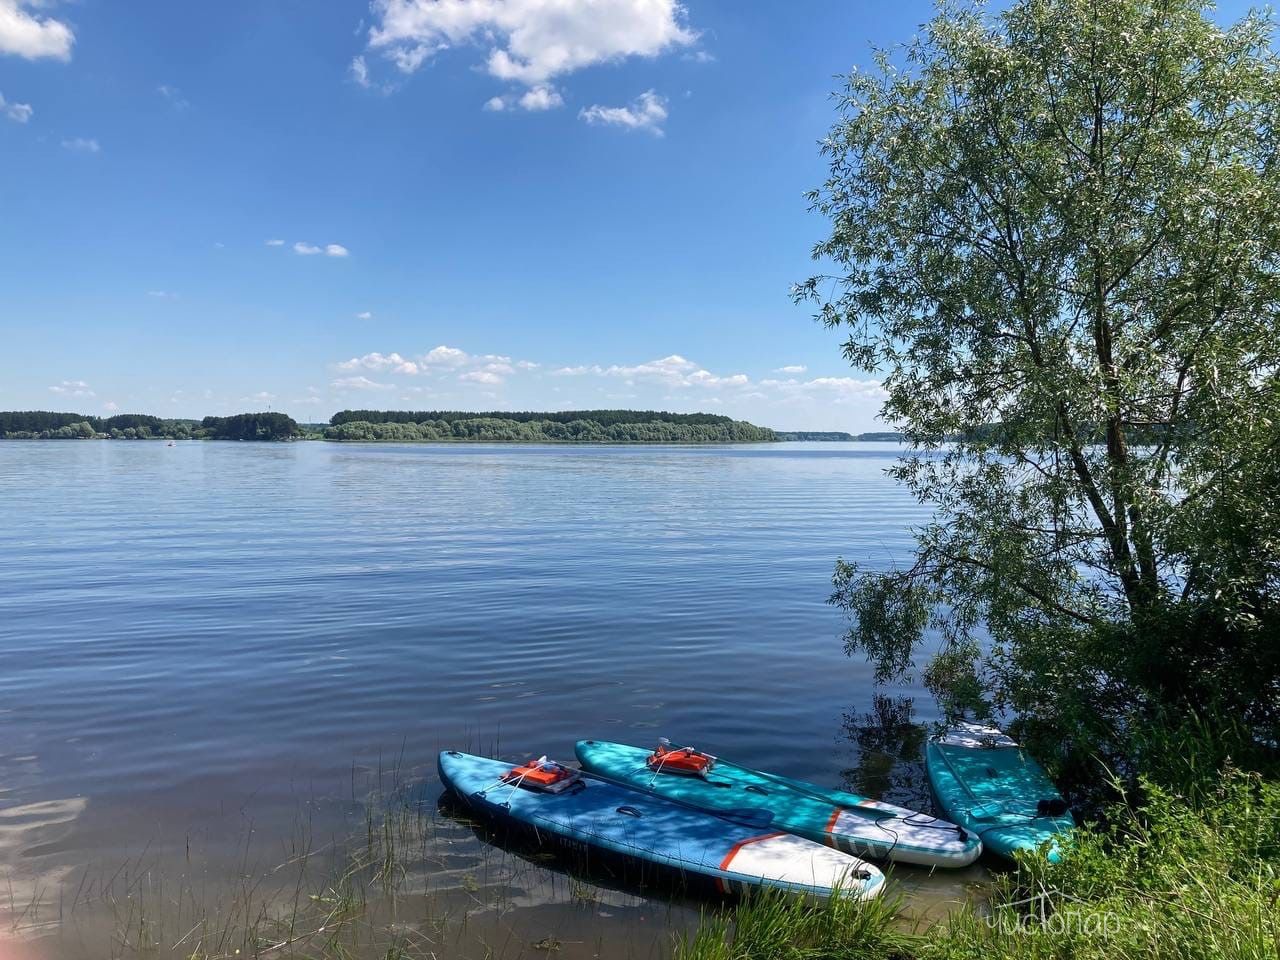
[0,441,988,956]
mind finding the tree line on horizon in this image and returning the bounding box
[324,412,776,443]
[328,408,747,428]
[0,409,776,443]
[0,411,301,441]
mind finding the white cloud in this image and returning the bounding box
[759,375,888,406]
[294,241,349,257]
[331,375,394,391]
[355,310,373,320]
[61,136,100,153]
[265,238,285,247]
[459,369,503,385]
[157,84,189,110]
[775,364,807,374]
[683,49,714,63]
[422,345,469,366]
[349,55,370,87]
[519,84,562,110]
[102,400,119,412]
[579,90,668,135]
[0,91,32,123]
[337,351,420,375]
[552,364,601,376]
[147,290,178,299]
[0,1,74,61]
[365,0,696,103]
[515,360,540,370]
[552,354,748,388]
[244,391,277,404]
[484,83,564,112]
[49,379,93,398]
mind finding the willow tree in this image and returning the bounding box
[798,0,1280,765]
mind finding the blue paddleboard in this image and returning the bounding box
[438,750,885,900]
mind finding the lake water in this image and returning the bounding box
[0,441,986,958]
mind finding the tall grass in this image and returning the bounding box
[677,767,1280,960]
[674,887,912,960]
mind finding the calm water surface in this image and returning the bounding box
[0,441,983,956]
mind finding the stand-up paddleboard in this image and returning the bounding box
[438,750,885,900]
[576,739,980,868]
[925,722,1074,862]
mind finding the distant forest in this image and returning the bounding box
[325,409,776,443]
[330,409,749,428]
[0,411,300,441]
[776,431,857,441]
[0,409,775,443]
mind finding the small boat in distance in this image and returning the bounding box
[438,750,885,900]
[577,738,981,868]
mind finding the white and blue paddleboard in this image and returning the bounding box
[438,750,885,900]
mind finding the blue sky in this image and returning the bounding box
[0,1,1255,431]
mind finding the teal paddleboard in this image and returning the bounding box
[576,739,981,868]
[925,722,1074,862]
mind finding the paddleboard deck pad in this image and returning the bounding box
[438,750,885,900]
[925,721,1074,862]
[575,739,981,868]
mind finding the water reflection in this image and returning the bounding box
[838,695,930,807]
[0,794,88,939]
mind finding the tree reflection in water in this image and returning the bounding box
[838,696,929,808]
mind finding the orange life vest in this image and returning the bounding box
[646,743,714,776]
[502,757,581,793]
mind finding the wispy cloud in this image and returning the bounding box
[61,137,100,153]
[362,0,695,110]
[0,1,74,61]
[157,84,190,110]
[49,379,94,398]
[265,239,285,247]
[147,290,178,300]
[331,375,394,391]
[774,364,807,374]
[579,90,668,136]
[0,91,32,123]
[293,242,350,257]
[349,55,371,87]
[355,310,373,320]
